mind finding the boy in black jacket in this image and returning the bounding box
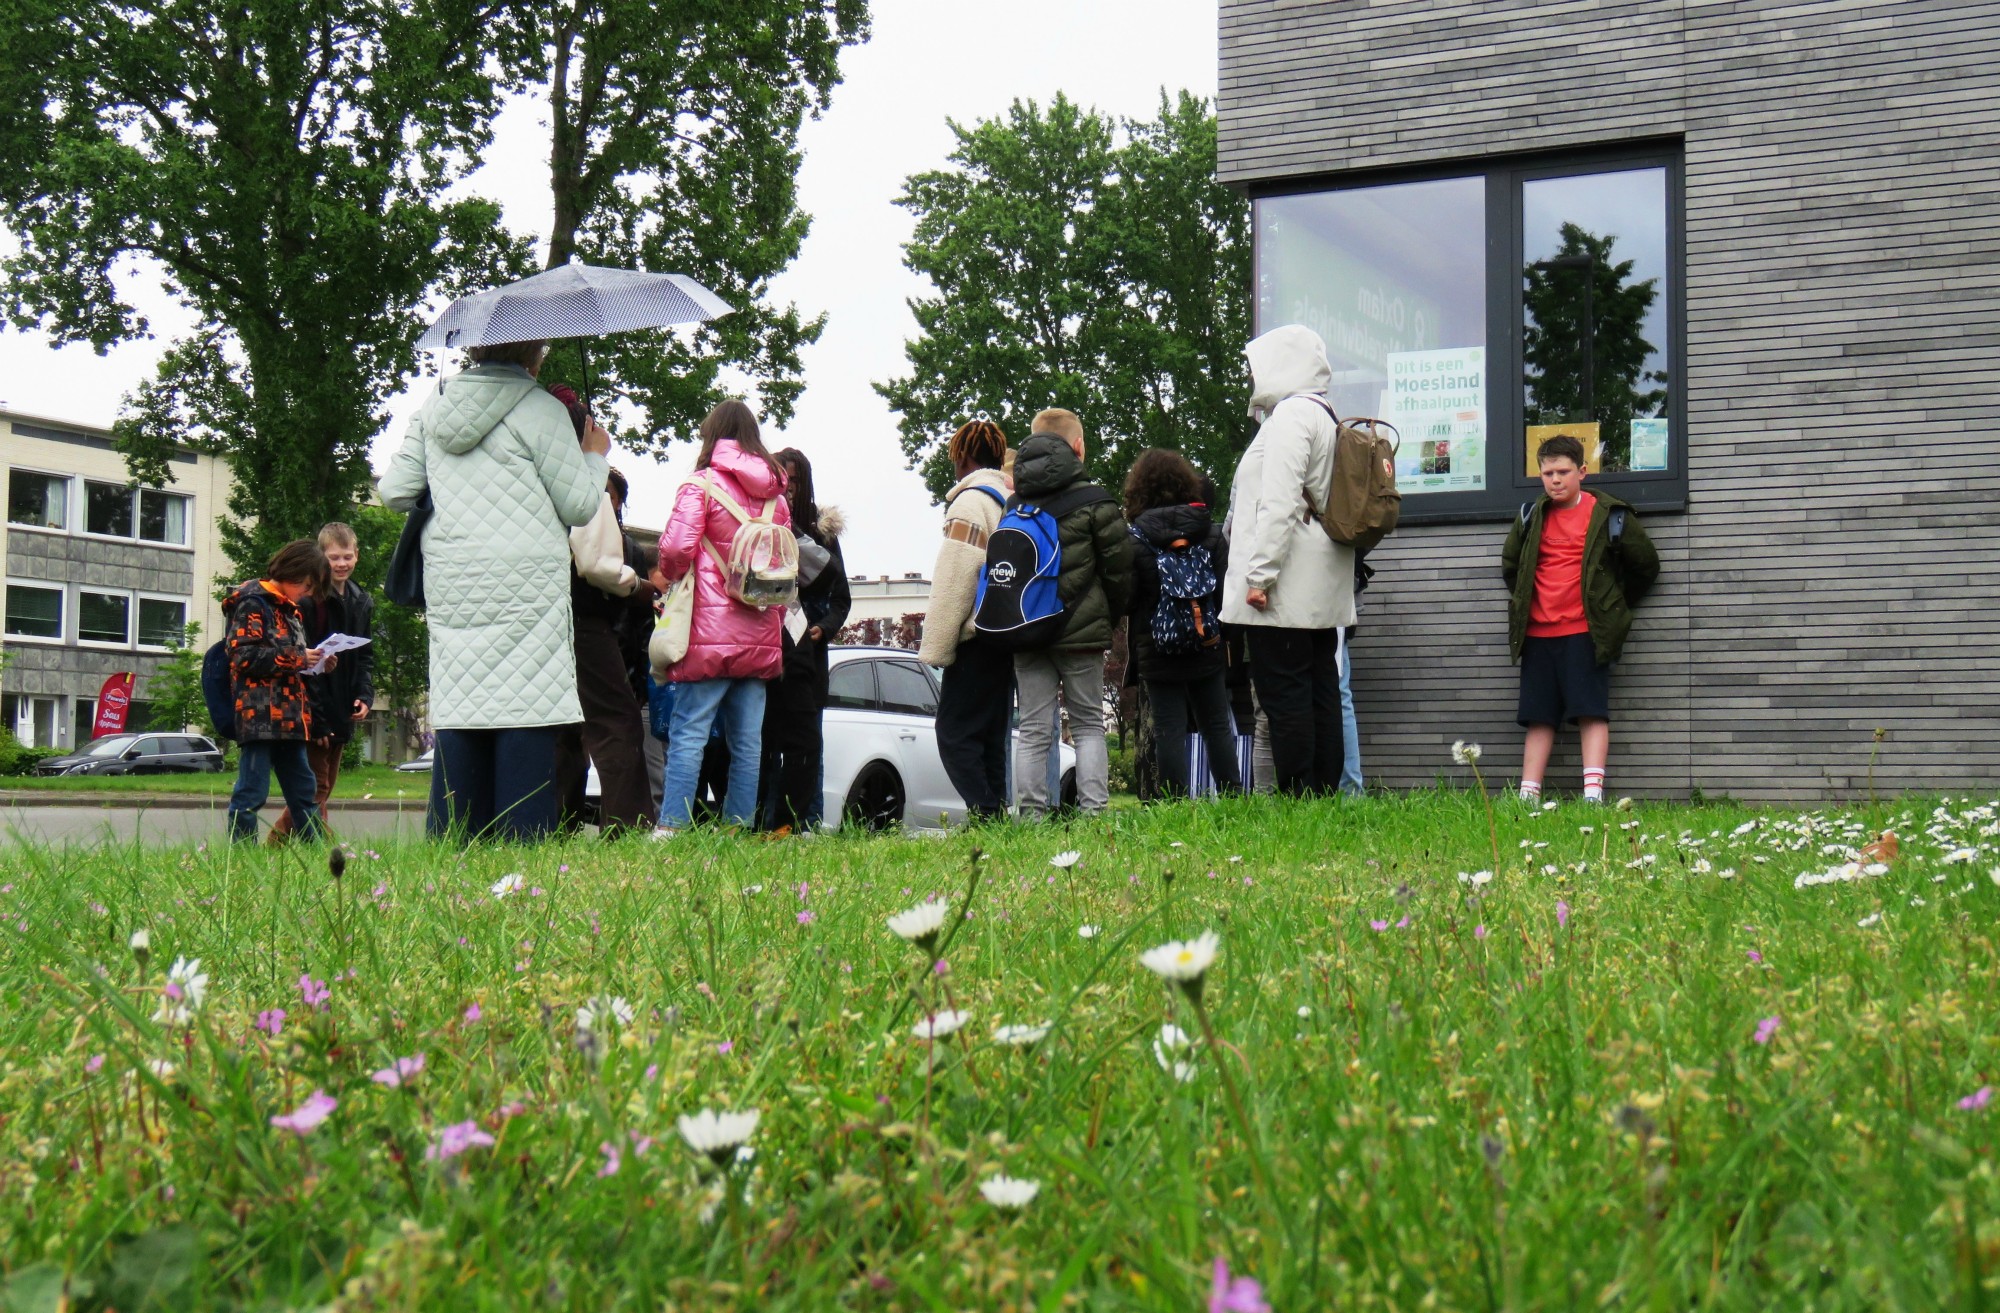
[270,523,374,842]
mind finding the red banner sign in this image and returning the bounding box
[93,672,135,738]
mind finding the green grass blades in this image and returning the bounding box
[4,790,1998,1309]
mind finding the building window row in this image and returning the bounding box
[6,468,192,546]
[1252,143,1685,518]
[3,580,189,650]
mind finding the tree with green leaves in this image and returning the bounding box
[1523,223,1669,471]
[878,92,1252,500]
[506,0,868,444]
[141,623,208,738]
[2,0,528,575]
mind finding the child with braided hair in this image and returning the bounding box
[918,417,1015,821]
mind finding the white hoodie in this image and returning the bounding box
[1221,325,1356,631]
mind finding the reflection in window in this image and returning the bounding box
[1522,168,1672,474]
[827,661,876,710]
[86,482,134,537]
[139,598,189,648]
[878,661,938,715]
[1256,176,1488,494]
[79,591,131,645]
[7,470,68,530]
[5,584,62,639]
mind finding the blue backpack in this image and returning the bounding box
[972,484,1110,651]
[201,640,236,741]
[1134,526,1221,655]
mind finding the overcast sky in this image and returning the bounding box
[0,0,1218,578]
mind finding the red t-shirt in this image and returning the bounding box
[1528,491,1595,638]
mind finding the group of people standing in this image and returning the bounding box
[219,319,1657,843]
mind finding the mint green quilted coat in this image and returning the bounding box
[380,364,608,729]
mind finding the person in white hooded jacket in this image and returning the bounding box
[1221,324,1357,796]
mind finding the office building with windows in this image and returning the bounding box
[1,407,233,749]
[1220,0,1999,798]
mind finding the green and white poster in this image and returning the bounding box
[1378,346,1487,493]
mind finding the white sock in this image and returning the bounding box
[1583,767,1605,802]
[1520,780,1542,802]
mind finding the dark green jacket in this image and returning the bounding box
[1012,433,1134,651]
[1501,490,1660,665]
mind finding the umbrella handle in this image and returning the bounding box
[580,339,593,411]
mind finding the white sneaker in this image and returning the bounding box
[648,826,680,842]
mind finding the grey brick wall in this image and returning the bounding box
[7,643,169,700]
[1223,0,2000,799]
[6,529,196,595]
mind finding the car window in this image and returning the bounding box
[827,660,878,710]
[878,661,938,716]
[131,737,165,757]
[186,738,217,754]
[170,737,204,754]
[85,735,140,758]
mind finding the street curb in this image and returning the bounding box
[0,792,426,811]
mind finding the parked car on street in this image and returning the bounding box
[394,749,434,774]
[34,733,226,777]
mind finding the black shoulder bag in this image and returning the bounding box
[384,490,431,609]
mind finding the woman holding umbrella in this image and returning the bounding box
[381,339,609,841]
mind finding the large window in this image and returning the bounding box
[78,590,132,646]
[7,470,69,530]
[83,481,192,545]
[1255,145,1684,518]
[138,597,189,649]
[4,583,63,640]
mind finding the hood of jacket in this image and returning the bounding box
[224,578,289,617]
[1245,324,1333,415]
[814,505,845,540]
[706,439,786,501]
[946,467,1011,503]
[1012,433,1085,501]
[1132,502,1218,550]
[427,365,543,455]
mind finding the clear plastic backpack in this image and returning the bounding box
[697,475,799,610]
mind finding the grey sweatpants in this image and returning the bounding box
[1014,648,1110,817]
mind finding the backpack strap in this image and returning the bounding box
[962,484,1006,508]
[1608,507,1627,546]
[1016,484,1112,520]
[1518,501,1536,528]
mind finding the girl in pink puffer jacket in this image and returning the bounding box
[652,400,792,833]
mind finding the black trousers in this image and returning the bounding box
[554,613,654,834]
[935,637,1014,817]
[1147,671,1242,797]
[760,666,824,831]
[1245,625,1345,797]
[430,725,561,842]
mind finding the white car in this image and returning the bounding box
[823,645,1076,831]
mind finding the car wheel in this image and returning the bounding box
[1059,769,1079,813]
[843,762,905,832]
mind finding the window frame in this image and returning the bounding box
[6,467,73,533]
[136,487,193,547]
[75,479,196,550]
[827,659,881,712]
[75,586,135,649]
[4,579,66,643]
[135,593,192,652]
[1249,139,1688,523]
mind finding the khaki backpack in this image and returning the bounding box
[1300,395,1400,555]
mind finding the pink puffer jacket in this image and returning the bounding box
[657,440,792,683]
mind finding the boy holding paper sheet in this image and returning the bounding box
[269,522,376,842]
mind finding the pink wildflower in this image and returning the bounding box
[1370,919,1389,932]
[1753,1015,1780,1045]
[1746,949,1763,964]
[933,958,951,977]
[1474,925,1489,940]
[1209,1256,1270,1313]
[628,1131,654,1155]
[256,1008,286,1037]
[270,1089,338,1135]
[643,1064,659,1081]
[1555,899,1571,929]
[716,1040,734,1055]
[370,1053,427,1088]
[85,1053,105,1074]
[426,1120,495,1161]
[796,909,816,926]
[1959,1086,1994,1112]
[1395,915,1412,929]
[497,1101,526,1118]
[598,1141,622,1177]
[463,1003,482,1023]
[299,974,330,1011]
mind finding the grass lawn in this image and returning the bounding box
[6,787,1998,1309]
[0,762,422,800]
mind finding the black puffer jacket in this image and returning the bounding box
[1010,434,1132,652]
[299,580,375,745]
[1127,503,1228,682]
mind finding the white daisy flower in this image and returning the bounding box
[490,873,526,898]
[1732,820,1758,836]
[1857,912,1882,928]
[993,1022,1051,1046]
[1943,848,1978,864]
[1153,1024,1197,1083]
[1456,870,1494,887]
[1078,924,1100,939]
[912,1009,969,1041]
[129,928,151,959]
[677,1107,761,1168]
[1050,851,1081,869]
[886,899,950,947]
[1451,740,1482,765]
[153,956,209,1027]
[576,995,634,1034]
[1140,930,1220,985]
[979,1175,1040,1209]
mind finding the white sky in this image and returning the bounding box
[0,0,1218,578]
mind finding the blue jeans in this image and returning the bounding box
[428,726,561,842]
[1338,627,1364,795]
[660,678,766,828]
[228,740,322,842]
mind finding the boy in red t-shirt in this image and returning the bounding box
[1499,434,1660,803]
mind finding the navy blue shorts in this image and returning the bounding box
[1518,633,1611,727]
